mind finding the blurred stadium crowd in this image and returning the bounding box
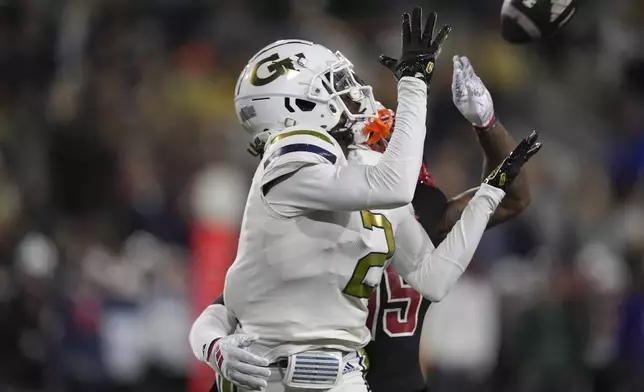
[0,0,643,391]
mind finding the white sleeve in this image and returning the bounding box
[263,77,427,215]
[188,303,237,363]
[391,183,505,302]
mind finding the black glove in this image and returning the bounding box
[484,130,542,190]
[379,6,451,83]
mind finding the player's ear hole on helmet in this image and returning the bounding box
[284,98,316,113]
[295,99,316,112]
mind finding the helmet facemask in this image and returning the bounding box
[306,52,379,137]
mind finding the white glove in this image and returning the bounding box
[452,56,495,127]
[206,334,270,391]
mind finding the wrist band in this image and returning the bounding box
[473,113,498,134]
[206,338,220,363]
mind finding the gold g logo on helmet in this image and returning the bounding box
[249,53,306,87]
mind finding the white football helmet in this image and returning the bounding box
[234,39,379,154]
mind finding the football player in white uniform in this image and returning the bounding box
[189,7,540,392]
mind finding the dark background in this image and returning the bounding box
[0,0,643,391]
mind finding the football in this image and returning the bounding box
[501,0,578,44]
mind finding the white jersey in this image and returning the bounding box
[224,127,390,361]
[222,77,505,362]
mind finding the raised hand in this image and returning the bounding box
[379,6,451,83]
[484,131,542,190]
[452,56,495,128]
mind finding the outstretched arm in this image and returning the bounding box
[432,121,531,242]
[395,130,540,301]
[263,77,428,214]
[430,56,534,243]
[262,8,450,216]
[392,183,504,302]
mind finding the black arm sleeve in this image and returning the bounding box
[411,183,448,237]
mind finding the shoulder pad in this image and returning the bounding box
[261,127,344,183]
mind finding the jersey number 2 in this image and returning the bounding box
[343,211,395,298]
